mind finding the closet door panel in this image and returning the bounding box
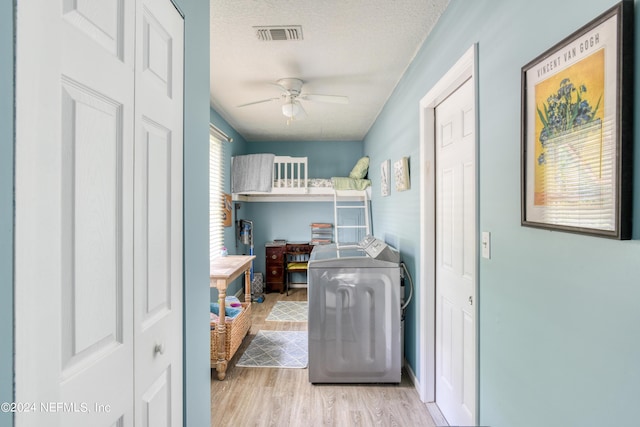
[15,0,135,425]
[134,1,184,426]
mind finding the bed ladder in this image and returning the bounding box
[333,190,371,247]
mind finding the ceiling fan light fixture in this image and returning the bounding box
[282,102,302,118]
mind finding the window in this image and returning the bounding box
[209,131,225,261]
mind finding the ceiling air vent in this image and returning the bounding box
[254,25,303,41]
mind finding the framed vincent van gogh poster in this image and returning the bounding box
[521,1,633,239]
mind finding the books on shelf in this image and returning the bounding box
[310,223,333,245]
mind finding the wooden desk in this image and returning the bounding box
[265,241,313,293]
[210,255,255,380]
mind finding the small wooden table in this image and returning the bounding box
[210,255,255,380]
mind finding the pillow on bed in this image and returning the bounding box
[349,156,370,179]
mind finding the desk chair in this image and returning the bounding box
[285,243,312,296]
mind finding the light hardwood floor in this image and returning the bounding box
[211,288,438,427]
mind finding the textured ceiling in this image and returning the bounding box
[210,0,450,142]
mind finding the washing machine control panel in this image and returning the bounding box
[359,235,377,249]
[360,236,400,263]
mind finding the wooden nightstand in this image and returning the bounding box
[265,241,286,293]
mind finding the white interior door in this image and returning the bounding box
[133,1,184,426]
[15,1,136,425]
[435,77,476,426]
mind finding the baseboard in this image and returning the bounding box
[404,361,427,402]
[404,360,448,426]
[404,359,419,391]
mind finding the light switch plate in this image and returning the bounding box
[482,231,491,259]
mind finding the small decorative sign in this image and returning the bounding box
[381,159,390,196]
[394,157,410,192]
[223,193,232,227]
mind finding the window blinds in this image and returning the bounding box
[209,133,225,261]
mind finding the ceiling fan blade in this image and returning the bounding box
[299,93,349,104]
[237,97,280,108]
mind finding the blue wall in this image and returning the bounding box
[173,0,211,425]
[245,140,363,178]
[365,0,640,426]
[0,2,14,426]
[245,202,336,276]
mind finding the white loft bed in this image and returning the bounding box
[231,155,371,202]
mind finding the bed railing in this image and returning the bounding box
[273,156,308,189]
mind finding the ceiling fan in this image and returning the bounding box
[237,78,349,121]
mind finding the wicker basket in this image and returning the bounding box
[210,302,251,365]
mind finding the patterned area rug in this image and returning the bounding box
[265,301,308,322]
[236,330,308,368]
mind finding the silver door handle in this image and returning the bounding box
[468,296,473,306]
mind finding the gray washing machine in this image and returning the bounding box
[308,237,401,383]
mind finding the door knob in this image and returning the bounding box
[154,343,165,355]
[468,296,473,306]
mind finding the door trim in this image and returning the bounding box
[418,44,478,411]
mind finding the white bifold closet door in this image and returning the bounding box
[15,0,183,425]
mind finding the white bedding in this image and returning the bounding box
[273,178,333,188]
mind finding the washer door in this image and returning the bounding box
[308,268,400,383]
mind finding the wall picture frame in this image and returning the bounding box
[394,157,410,192]
[521,1,633,239]
[381,159,390,196]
